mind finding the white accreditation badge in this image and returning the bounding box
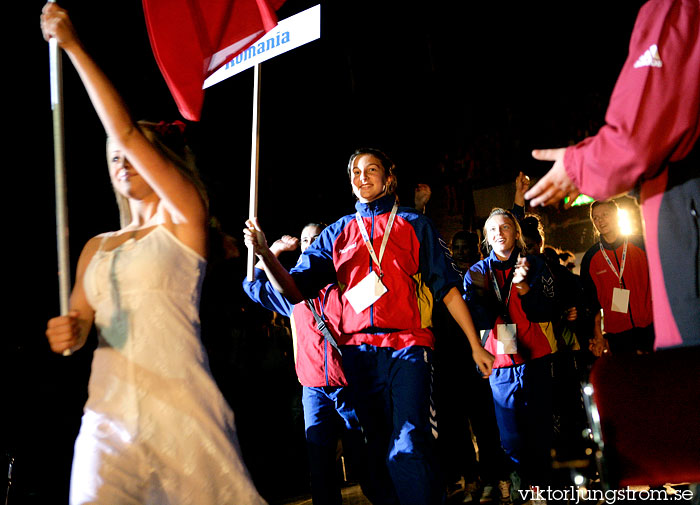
[347,201,398,314]
[344,270,388,314]
[496,323,518,355]
[611,287,630,313]
[600,239,630,313]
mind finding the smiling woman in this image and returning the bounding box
[40,3,266,504]
[463,207,558,495]
[347,147,397,203]
[244,146,494,504]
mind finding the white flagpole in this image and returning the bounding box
[49,0,72,356]
[247,63,261,281]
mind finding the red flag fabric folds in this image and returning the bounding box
[143,0,286,121]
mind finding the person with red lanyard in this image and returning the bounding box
[463,208,558,500]
[525,0,700,350]
[244,147,494,505]
[580,200,654,356]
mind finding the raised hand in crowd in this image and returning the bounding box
[414,183,432,213]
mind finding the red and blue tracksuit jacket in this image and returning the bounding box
[579,235,653,335]
[289,193,462,350]
[243,268,347,387]
[463,248,558,369]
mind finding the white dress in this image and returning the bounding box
[70,225,266,505]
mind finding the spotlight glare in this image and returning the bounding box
[618,208,633,235]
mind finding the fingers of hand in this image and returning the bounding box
[563,190,581,209]
[516,172,530,188]
[46,316,79,352]
[524,177,549,205]
[279,236,299,250]
[41,5,67,40]
[243,219,265,243]
[531,184,562,207]
[531,149,557,161]
[242,230,257,250]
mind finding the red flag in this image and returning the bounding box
[143,0,286,121]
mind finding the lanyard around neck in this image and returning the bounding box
[599,238,627,287]
[489,264,515,312]
[354,201,399,276]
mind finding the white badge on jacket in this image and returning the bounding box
[611,287,630,313]
[496,323,518,354]
[344,271,388,314]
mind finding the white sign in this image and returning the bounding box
[203,4,321,89]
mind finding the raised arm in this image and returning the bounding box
[414,183,432,214]
[40,4,205,230]
[513,171,530,209]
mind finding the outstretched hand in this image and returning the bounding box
[526,148,580,208]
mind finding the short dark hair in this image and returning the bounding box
[451,230,482,263]
[301,222,326,235]
[589,198,619,219]
[520,214,545,245]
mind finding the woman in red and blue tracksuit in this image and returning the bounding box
[245,148,494,505]
[463,208,558,491]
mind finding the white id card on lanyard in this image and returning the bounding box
[344,270,388,313]
[489,266,518,355]
[344,202,398,314]
[611,287,630,313]
[599,239,630,313]
[496,323,518,355]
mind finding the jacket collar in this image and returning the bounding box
[600,234,625,250]
[488,247,521,271]
[354,193,397,217]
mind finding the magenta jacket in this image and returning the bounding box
[562,0,700,348]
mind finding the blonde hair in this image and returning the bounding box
[482,208,527,254]
[109,120,208,228]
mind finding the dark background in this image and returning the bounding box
[5,1,646,503]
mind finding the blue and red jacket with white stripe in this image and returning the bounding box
[464,248,558,369]
[243,268,347,387]
[290,193,462,351]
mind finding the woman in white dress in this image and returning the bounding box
[41,4,266,504]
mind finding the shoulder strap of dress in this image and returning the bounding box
[96,231,116,252]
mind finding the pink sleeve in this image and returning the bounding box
[564,0,700,200]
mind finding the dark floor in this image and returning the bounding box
[279,484,371,505]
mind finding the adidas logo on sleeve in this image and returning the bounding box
[633,44,663,68]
